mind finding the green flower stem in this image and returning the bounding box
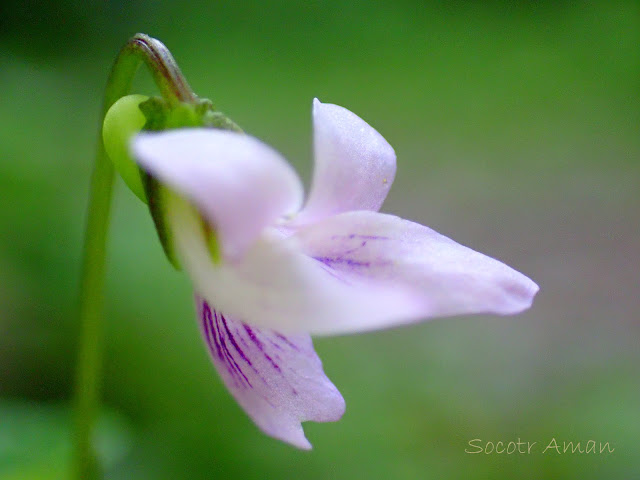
[73,33,195,480]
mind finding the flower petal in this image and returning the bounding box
[167,192,407,334]
[132,129,304,258]
[297,99,396,223]
[196,297,345,449]
[169,194,537,336]
[294,211,540,331]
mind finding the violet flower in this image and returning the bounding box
[131,98,538,448]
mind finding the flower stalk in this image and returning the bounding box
[73,33,194,480]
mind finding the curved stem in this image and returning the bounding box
[73,33,195,480]
[106,34,196,108]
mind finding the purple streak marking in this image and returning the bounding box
[275,333,300,351]
[330,234,390,241]
[313,256,371,268]
[203,303,252,388]
[267,337,284,352]
[220,315,252,366]
[220,315,272,387]
[214,310,252,387]
[202,303,223,361]
[202,304,247,389]
[243,325,282,373]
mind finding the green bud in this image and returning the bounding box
[102,94,149,202]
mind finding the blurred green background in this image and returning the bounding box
[1,1,638,478]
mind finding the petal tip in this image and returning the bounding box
[499,274,540,315]
[525,278,541,306]
[312,97,327,118]
[293,436,313,450]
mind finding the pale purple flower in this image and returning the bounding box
[131,98,538,448]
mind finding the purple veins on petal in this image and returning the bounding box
[274,333,300,352]
[195,297,346,449]
[220,315,253,367]
[312,232,393,271]
[214,312,252,387]
[243,325,282,372]
[201,303,222,361]
[338,234,391,241]
[201,302,252,388]
[294,210,539,334]
[313,256,372,268]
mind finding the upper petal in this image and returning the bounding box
[297,99,396,223]
[132,129,304,259]
[196,297,345,449]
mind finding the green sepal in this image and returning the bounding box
[143,179,224,271]
[200,218,222,265]
[138,97,170,131]
[142,173,181,270]
[202,110,243,132]
[102,94,150,202]
[197,99,243,132]
[138,96,243,132]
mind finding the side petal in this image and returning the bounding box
[297,99,396,223]
[294,210,540,330]
[132,129,303,259]
[196,298,345,449]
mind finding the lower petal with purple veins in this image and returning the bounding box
[295,210,539,328]
[195,296,345,449]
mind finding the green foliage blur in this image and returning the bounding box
[1,1,638,478]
